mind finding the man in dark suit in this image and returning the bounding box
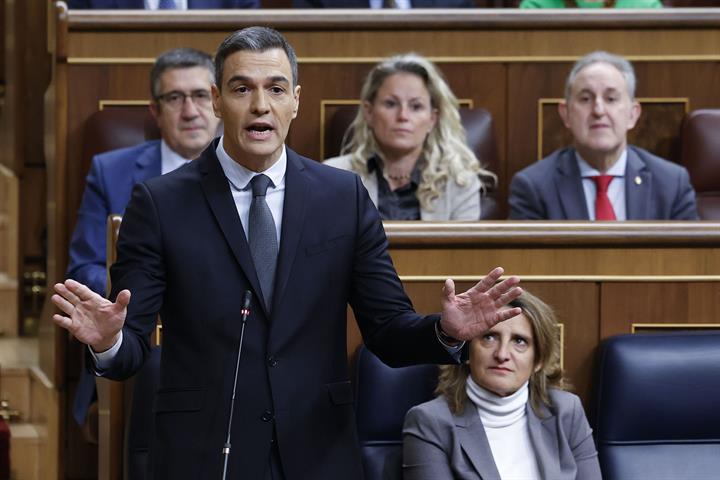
[52,27,522,479]
[66,47,220,430]
[509,51,698,221]
[67,0,259,8]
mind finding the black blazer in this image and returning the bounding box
[99,142,453,479]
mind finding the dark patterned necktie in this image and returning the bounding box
[158,0,176,9]
[249,174,279,311]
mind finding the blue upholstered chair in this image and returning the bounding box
[125,346,162,479]
[353,345,439,480]
[592,332,720,480]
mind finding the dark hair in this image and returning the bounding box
[150,48,214,99]
[214,26,298,90]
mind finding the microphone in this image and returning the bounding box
[221,290,252,480]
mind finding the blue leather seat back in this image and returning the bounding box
[353,346,438,480]
[593,332,720,480]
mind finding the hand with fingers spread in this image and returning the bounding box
[51,278,131,353]
[439,267,522,342]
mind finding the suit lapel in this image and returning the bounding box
[554,149,589,220]
[271,149,308,315]
[527,403,561,479]
[132,141,162,185]
[625,148,651,220]
[198,145,267,315]
[455,402,502,480]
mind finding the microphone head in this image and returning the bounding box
[242,290,252,310]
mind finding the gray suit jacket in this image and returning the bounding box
[402,390,602,480]
[324,154,481,220]
[509,146,699,220]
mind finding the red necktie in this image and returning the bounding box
[591,175,616,221]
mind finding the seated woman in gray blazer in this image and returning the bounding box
[324,53,494,220]
[403,290,602,480]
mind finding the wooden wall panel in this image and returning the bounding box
[66,64,152,229]
[296,62,507,163]
[600,282,720,339]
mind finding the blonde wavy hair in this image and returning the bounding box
[341,53,496,212]
[436,290,566,418]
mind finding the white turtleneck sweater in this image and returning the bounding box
[465,377,541,480]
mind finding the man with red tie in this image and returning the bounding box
[509,51,698,221]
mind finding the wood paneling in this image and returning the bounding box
[600,282,720,338]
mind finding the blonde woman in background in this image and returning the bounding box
[403,290,602,480]
[325,53,495,220]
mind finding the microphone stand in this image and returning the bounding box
[221,290,252,480]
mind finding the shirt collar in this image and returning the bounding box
[576,149,627,178]
[215,136,287,191]
[160,139,193,175]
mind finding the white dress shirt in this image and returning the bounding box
[214,137,286,244]
[369,0,411,7]
[160,140,192,175]
[144,0,188,9]
[576,150,627,221]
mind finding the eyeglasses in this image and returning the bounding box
[155,90,212,110]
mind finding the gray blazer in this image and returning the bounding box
[402,390,602,480]
[324,154,481,220]
[509,145,698,220]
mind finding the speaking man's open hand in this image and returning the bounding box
[52,279,130,352]
[439,267,522,342]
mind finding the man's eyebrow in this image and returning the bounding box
[267,75,290,85]
[226,75,290,85]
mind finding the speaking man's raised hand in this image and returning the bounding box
[52,279,130,352]
[439,267,522,342]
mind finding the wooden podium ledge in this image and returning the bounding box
[66,8,720,32]
[383,221,720,247]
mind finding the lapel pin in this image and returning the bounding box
[634,176,642,185]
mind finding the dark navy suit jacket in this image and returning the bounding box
[508,145,699,220]
[67,140,162,425]
[67,0,259,8]
[98,141,454,478]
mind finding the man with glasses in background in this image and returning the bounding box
[66,47,220,436]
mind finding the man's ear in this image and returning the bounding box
[558,100,570,129]
[627,100,641,131]
[211,84,223,119]
[149,102,160,122]
[292,85,301,119]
